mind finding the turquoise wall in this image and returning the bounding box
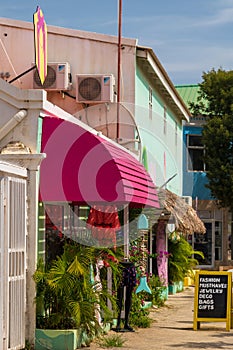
[135,65,183,195]
[183,125,212,200]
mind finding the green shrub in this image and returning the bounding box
[34,244,121,334]
[23,340,34,350]
[97,334,126,348]
[147,275,166,307]
[168,234,204,284]
[129,292,152,328]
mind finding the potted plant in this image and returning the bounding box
[127,239,166,327]
[34,242,119,350]
[168,233,203,294]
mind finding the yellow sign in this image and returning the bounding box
[193,270,232,331]
[33,6,47,85]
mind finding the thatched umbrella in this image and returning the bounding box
[157,189,206,235]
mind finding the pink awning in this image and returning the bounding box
[39,117,159,208]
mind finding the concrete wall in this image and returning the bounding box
[0,78,44,152]
[0,17,188,167]
[0,18,136,128]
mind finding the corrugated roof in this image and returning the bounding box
[175,85,200,108]
[175,84,209,118]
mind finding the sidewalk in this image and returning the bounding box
[89,286,233,350]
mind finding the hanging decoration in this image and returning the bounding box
[86,205,121,249]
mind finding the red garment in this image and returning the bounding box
[87,205,120,249]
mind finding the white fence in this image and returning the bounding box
[0,176,27,350]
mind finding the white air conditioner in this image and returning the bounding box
[181,196,193,207]
[76,74,115,103]
[33,62,71,90]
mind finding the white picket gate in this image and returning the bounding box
[0,176,27,350]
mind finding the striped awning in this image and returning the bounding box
[39,117,159,208]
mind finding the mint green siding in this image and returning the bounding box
[135,66,183,195]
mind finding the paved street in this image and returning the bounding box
[90,286,233,350]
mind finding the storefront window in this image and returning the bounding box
[44,204,91,263]
[69,205,91,244]
[215,221,222,261]
[228,211,233,260]
[194,222,213,266]
[45,204,65,264]
[192,221,223,266]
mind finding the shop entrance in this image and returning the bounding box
[194,221,214,266]
[189,220,223,268]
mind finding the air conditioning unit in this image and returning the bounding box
[76,74,115,103]
[33,62,71,90]
[181,196,193,207]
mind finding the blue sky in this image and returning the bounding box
[1,0,233,85]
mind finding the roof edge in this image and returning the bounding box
[137,46,191,122]
[0,17,137,47]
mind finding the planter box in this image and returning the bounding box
[168,284,177,295]
[35,328,89,350]
[184,276,192,286]
[141,301,152,309]
[175,281,184,292]
[161,286,168,300]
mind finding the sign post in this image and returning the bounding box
[33,6,47,85]
[9,6,47,85]
[193,270,232,331]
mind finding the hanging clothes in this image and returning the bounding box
[119,261,137,288]
[86,205,121,249]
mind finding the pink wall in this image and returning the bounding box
[156,220,168,286]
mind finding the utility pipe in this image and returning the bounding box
[0,110,27,140]
[116,0,122,142]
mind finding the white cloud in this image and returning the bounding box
[122,4,233,38]
[190,8,233,27]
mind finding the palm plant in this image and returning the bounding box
[168,234,204,284]
[34,242,121,335]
